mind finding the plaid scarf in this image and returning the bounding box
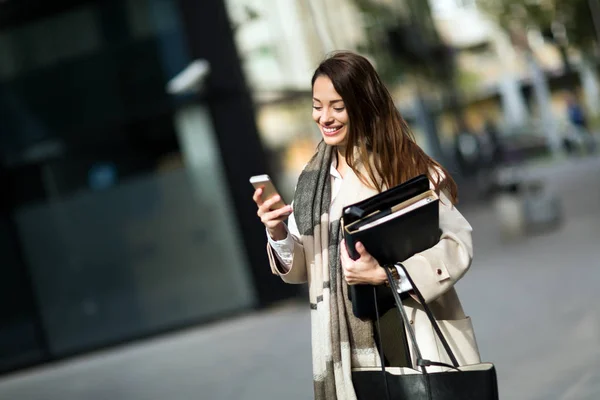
[293,141,381,400]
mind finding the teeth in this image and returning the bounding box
[323,126,341,133]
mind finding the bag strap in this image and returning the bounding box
[381,267,433,400]
[373,287,391,400]
[381,268,426,370]
[390,263,460,368]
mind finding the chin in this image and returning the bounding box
[322,136,345,146]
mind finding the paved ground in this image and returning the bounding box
[0,156,599,400]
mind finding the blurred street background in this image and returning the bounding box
[1,0,600,399]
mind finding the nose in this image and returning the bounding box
[320,109,334,124]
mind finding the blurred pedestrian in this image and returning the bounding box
[483,119,503,167]
[252,52,480,399]
[566,92,588,131]
[564,91,596,154]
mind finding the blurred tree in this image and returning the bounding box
[353,0,453,86]
[556,0,600,116]
[351,0,470,164]
[553,0,598,53]
[476,0,566,64]
[478,0,599,62]
[350,0,408,85]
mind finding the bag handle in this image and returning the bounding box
[373,288,391,400]
[385,264,460,368]
[378,268,433,400]
[374,266,462,400]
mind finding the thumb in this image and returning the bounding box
[355,242,368,257]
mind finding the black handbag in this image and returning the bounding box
[351,264,499,400]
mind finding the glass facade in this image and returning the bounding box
[0,0,262,372]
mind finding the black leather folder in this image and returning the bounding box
[342,174,441,320]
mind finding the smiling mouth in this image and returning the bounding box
[322,126,342,135]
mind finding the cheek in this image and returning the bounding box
[340,112,349,125]
[312,110,320,123]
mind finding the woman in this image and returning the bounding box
[252,51,480,399]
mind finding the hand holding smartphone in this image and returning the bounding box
[250,174,291,241]
[250,174,287,210]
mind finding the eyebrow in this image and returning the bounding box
[312,98,344,104]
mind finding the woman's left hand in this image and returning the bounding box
[340,240,387,285]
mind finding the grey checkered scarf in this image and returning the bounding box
[293,141,381,400]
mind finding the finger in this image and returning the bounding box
[263,194,283,210]
[261,207,291,224]
[258,195,280,216]
[253,188,264,206]
[340,239,349,262]
[343,268,350,280]
[342,261,353,277]
[267,205,293,221]
[355,242,370,259]
[278,205,294,218]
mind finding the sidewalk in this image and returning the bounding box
[0,157,599,400]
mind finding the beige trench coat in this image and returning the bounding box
[266,167,481,371]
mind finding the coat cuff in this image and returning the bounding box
[401,254,451,304]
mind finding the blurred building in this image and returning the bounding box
[227,0,600,194]
[0,0,301,375]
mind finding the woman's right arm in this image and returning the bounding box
[253,188,307,284]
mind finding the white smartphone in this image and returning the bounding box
[250,174,286,210]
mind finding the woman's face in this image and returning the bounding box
[312,75,349,147]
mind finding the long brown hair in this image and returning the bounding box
[311,51,458,204]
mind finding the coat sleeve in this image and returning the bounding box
[401,190,473,304]
[266,210,308,284]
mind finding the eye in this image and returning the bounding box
[312,106,322,111]
[333,107,345,112]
